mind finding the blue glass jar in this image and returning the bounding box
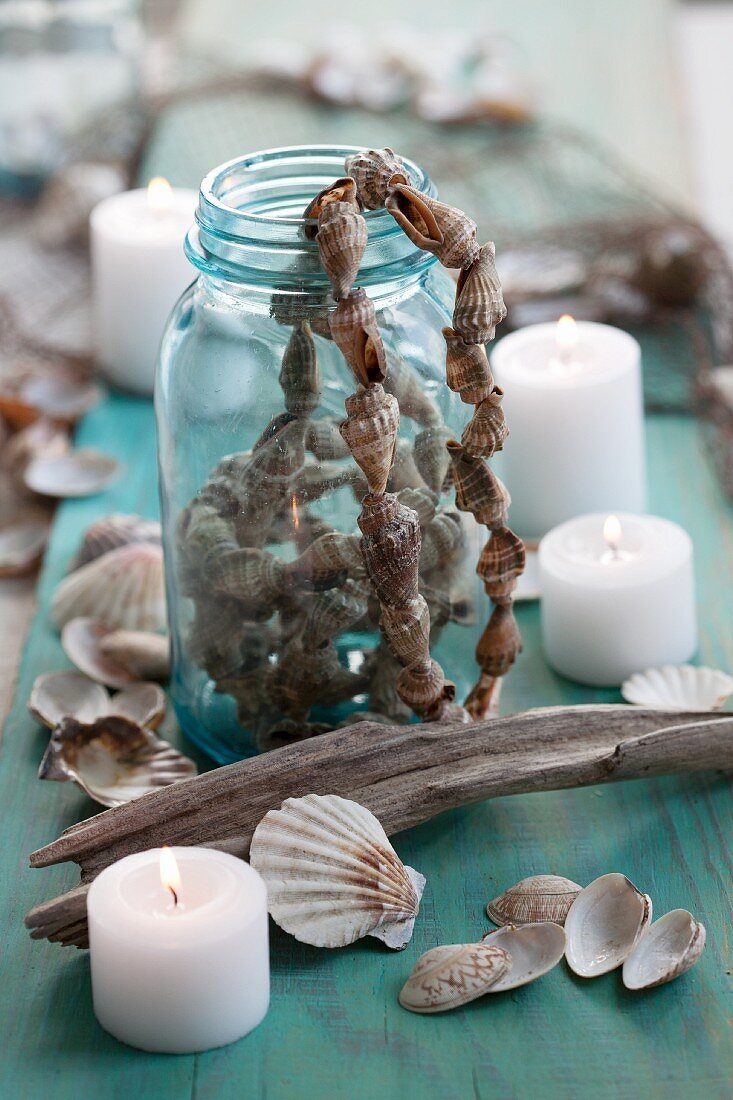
[156,146,486,763]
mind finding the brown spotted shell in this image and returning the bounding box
[344,148,407,210]
[279,321,320,416]
[487,875,583,927]
[443,328,494,404]
[303,176,360,238]
[447,441,511,528]
[380,594,431,667]
[358,493,421,608]
[399,941,511,1014]
[340,384,400,497]
[317,201,368,300]
[477,526,526,601]
[461,388,508,459]
[329,289,387,387]
[396,658,455,718]
[453,242,507,344]
[476,603,522,676]
[413,427,452,494]
[386,183,479,269]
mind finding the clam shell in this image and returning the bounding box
[621,665,733,711]
[565,873,653,978]
[398,942,511,1014]
[29,670,166,731]
[487,875,582,927]
[453,242,507,345]
[0,517,49,577]
[62,617,169,687]
[24,449,120,498]
[39,715,196,807]
[70,513,161,571]
[480,923,566,991]
[443,327,494,404]
[344,148,407,210]
[622,909,706,990]
[317,201,368,300]
[279,321,320,416]
[476,603,522,677]
[51,543,166,632]
[329,289,387,387]
[0,417,69,480]
[386,184,479,269]
[250,793,425,949]
[0,368,101,430]
[340,384,400,496]
[447,441,510,528]
[460,388,508,459]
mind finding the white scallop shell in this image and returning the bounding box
[621,665,733,711]
[487,875,582,927]
[398,942,511,1014]
[480,922,566,991]
[565,873,652,978]
[24,449,119,498]
[250,794,426,949]
[622,909,706,990]
[51,543,166,632]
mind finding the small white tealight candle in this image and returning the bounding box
[88,847,269,1053]
[90,178,197,395]
[490,318,647,539]
[538,512,697,686]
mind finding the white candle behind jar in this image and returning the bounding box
[538,512,697,686]
[490,318,646,540]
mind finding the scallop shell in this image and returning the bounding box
[24,449,120,498]
[383,357,443,429]
[487,875,582,927]
[70,514,161,571]
[480,923,566,991]
[476,604,523,676]
[477,527,526,601]
[51,543,166,632]
[28,670,166,731]
[447,441,510,528]
[398,942,511,1014]
[62,617,169,687]
[344,148,407,210]
[38,714,196,807]
[386,183,479,270]
[413,427,452,494]
[358,493,421,607]
[303,176,360,238]
[340,384,400,496]
[381,595,431,667]
[460,389,508,459]
[250,793,426,949]
[0,367,101,430]
[453,242,507,345]
[443,327,494,404]
[329,289,387,387]
[565,873,653,978]
[317,202,368,300]
[0,517,49,578]
[305,417,351,460]
[396,658,455,719]
[279,321,320,416]
[621,665,733,711]
[622,909,706,990]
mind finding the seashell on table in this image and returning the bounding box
[69,513,161,571]
[622,909,706,990]
[62,617,170,688]
[480,922,566,991]
[24,449,120,498]
[0,516,50,578]
[28,670,166,731]
[487,874,582,927]
[51,542,166,633]
[564,873,652,978]
[398,942,511,1014]
[621,665,733,711]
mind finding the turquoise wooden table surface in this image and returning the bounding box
[1,397,731,1099]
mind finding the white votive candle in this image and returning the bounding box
[90,178,196,395]
[88,847,269,1053]
[490,318,646,539]
[538,513,697,686]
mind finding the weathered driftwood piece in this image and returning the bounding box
[26,705,731,948]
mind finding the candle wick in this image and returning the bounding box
[168,886,179,907]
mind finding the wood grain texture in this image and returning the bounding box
[1,397,732,1100]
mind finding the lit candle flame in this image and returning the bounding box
[147,176,173,214]
[160,845,181,906]
[291,493,299,533]
[556,314,578,360]
[603,514,622,553]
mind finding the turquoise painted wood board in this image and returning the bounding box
[1,397,731,1099]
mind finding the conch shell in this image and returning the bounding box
[453,242,507,344]
[475,603,522,676]
[211,547,285,608]
[344,148,407,210]
[460,388,508,459]
[476,526,526,601]
[383,357,443,428]
[250,793,426,949]
[398,941,511,1014]
[413,427,452,494]
[358,493,421,607]
[279,321,320,416]
[447,441,511,528]
[305,417,351,460]
[303,176,360,238]
[284,531,366,590]
[339,383,400,496]
[380,595,431,667]
[487,875,582,927]
[386,183,479,269]
[317,201,367,300]
[396,657,455,719]
[443,328,494,404]
[329,289,387,387]
[51,543,166,632]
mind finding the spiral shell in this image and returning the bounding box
[460,388,508,459]
[388,438,428,492]
[329,289,387,387]
[413,427,452,494]
[358,493,421,607]
[340,384,400,497]
[279,320,320,416]
[178,501,238,588]
[301,584,368,647]
[317,201,368,300]
[383,357,443,428]
[303,176,360,238]
[386,183,479,269]
[477,526,526,601]
[305,417,351,460]
[380,595,431,667]
[267,640,348,719]
[396,657,455,718]
[399,942,511,1014]
[476,603,522,676]
[453,242,507,344]
[284,531,366,590]
[368,643,413,724]
[211,547,285,607]
[419,511,464,573]
[447,441,511,528]
[443,327,494,404]
[395,485,439,526]
[344,148,407,210]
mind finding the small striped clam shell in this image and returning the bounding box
[51,543,165,633]
[329,289,387,387]
[453,242,507,344]
[476,526,526,602]
[399,942,511,1014]
[340,383,400,497]
[461,388,508,459]
[344,148,407,210]
[317,201,368,300]
[443,328,494,404]
[380,594,431,667]
[447,441,511,528]
[487,875,583,927]
[386,183,480,270]
[250,793,425,949]
[476,603,522,677]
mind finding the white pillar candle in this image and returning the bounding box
[88,847,269,1053]
[538,513,697,686]
[90,178,197,395]
[490,318,647,539]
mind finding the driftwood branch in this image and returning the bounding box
[25,705,732,948]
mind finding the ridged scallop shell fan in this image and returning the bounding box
[52,543,166,632]
[250,794,426,949]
